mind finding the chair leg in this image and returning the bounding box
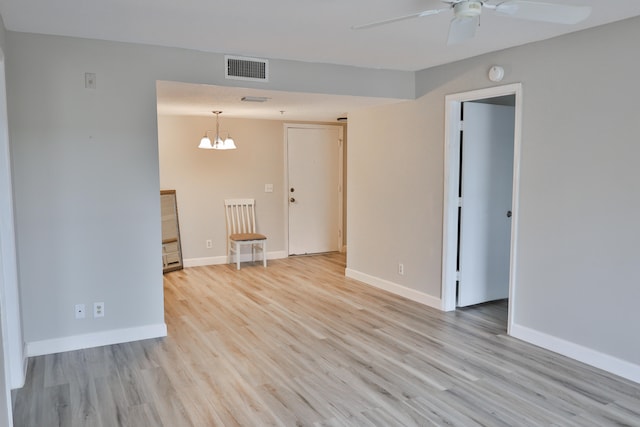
[263,241,267,267]
[236,242,241,270]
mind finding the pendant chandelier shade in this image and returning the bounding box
[198,111,237,150]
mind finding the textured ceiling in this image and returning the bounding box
[156,81,406,121]
[1,0,640,71]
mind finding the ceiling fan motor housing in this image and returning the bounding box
[454,1,482,18]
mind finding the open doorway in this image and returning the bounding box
[441,84,522,335]
[156,81,382,268]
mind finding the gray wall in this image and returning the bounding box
[7,33,166,343]
[494,19,639,364]
[348,16,640,366]
[5,30,412,348]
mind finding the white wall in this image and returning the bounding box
[347,16,640,380]
[5,30,410,354]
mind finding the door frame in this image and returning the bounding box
[0,54,25,389]
[1,52,25,424]
[283,123,344,256]
[441,83,522,335]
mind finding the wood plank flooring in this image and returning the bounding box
[12,253,640,426]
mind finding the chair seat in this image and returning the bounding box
[230,233,267,242]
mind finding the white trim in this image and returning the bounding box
[283,123,344,256]
[345,268,442,310]
[507,88,523,335]
[183,250,287,268]
[511,323,640,384]
[338,130,344,253]
[441,83,523,337]
[183,256,228,267]
[441,99,462,312]
[0,57,25,393]
[18,347,27,388]
[26,323,167,357]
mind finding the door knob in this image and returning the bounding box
[290,188,295,193]
[290,197,296,203]
[506,210,512,218]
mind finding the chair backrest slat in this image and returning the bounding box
[224,198,257,235]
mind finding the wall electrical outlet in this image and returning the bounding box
[75,304,85,319]
[398,263,404,276]
[206,239,213,249]
[94,302,105,318]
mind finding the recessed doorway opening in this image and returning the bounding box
[441,83,523,335]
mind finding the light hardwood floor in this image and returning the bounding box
[12,253,640,426]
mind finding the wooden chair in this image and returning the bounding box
[224,199,267,270]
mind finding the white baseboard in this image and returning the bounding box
[345,268,442,310]
[510,323,640,384]
[25,323,167,357]
[184,251,287,268]
[183,255,228,267]
[10,345,28,389]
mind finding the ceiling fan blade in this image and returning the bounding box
[447,16,479,45]
[493,1,591,24]
[352,8,448,30]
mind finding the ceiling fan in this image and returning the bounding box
[352,1,592,45]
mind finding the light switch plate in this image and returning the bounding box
[265,184,274,193]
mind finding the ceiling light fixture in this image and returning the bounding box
[198,111,237,150]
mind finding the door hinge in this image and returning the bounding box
[459,120,464,131]
[456,270,461,280]
[457,197,463,207]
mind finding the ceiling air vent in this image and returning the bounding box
[225,55,269,82]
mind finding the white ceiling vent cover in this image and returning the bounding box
[225,55,269,82]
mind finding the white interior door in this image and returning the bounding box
[458,102,515,307]
[287,126,341,255]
